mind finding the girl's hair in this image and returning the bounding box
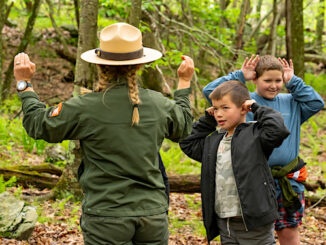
[209,80,250,107]
[255,55,284,78]
[96,64,141,126]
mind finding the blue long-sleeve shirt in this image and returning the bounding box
[203,70,325,193]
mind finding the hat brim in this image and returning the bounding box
[81,47,162,66]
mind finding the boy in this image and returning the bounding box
[180,80,290,244]
[203,55,325,245]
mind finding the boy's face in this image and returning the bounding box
[212,94,246,136]
[253,70,284,99]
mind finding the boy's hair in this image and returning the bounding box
[255,55,284,78]
[209,80,250,107]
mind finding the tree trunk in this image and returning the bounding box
[74,0,98,91]
[266,0,283,56]
[127,1,168,94]
[315,0,325,53]
[285,0,292,60]
[52,141,83,199]
[127,0,142,26]
[0,0,5,103]
[1,0,41,103]
[233,0,250,61]
[45,0,76,65]
[141,9,168,94]
[52,0,99,199]
[74,0,80,28]
[287,0,305,77]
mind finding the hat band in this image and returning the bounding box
[95,48,144,61]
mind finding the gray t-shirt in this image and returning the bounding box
[215,134,241,218]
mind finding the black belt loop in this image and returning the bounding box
[95,48,144,61]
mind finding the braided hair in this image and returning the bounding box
[96,64,141,126]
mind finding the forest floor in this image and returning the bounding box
[1,26,326,244]
[0,193,325,245]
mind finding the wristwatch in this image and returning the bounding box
[16,80,32,92]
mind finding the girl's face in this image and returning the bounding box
[212,94,246,136]
[253,70,284,99]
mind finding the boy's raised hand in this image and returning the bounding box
[206,106,215,116]
[242,99,256,112]
[278,58,294,83]
[241,54,259,81]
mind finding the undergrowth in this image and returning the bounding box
[0,76,325,239]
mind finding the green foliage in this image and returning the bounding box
[36,195,81,228]
[160,139,201,175]
[0,97,68,165]
[4,1,326,239]
[99,0,129,19]
[0,175,17,194]
[21,130,48,155]
[304,73,326,96]
[149,50,191,75]
[301,110,326,180]
[0,96,21,114]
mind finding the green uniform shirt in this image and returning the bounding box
[19,84,192,217]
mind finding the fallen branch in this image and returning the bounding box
[1,166,325,206]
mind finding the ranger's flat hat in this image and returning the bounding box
[81,22,162,66]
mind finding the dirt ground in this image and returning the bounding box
[0,193,325,245]
[2,26,326,245]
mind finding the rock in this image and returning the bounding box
[45,144,67,163]
[0,192,38,240]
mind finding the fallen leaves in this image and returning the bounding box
[0,193,325,245]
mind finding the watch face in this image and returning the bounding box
[17,81,27,91]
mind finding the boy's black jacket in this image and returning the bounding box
[179,103,290,242]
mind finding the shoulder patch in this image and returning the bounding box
[49,102,63,117]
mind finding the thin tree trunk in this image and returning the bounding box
[1,0,41,103]
[285,0,292,60]
[127,0,142,26]
[74,0,80,28]
[289,0,304,77]
[315,0,325,53]
[45,0,75,64]
[267,0,283,56]
[233,0,250,61]
[0,0,6,103]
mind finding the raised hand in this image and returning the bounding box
[242,99,256,112]
[241,54,259,81]
[206,106,215,116]
[177,55,195,89]
[278,58,294,83]
[14,52,36,81]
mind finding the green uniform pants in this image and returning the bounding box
[81,212,169,245]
